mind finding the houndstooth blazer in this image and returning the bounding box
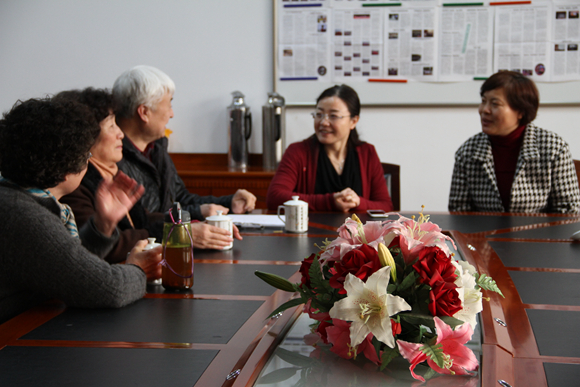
[448,124,580,214]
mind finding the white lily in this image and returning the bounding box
[452,260,483,329]
[329,266,411,349]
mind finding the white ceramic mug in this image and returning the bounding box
[206,211,234,250]
[144,238,162,285]
[278,196,308,233]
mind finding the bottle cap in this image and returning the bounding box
[165,202,191,223]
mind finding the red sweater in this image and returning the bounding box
[266,137,393,212]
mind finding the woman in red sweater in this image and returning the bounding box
[267,85,393,212]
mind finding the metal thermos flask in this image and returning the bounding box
[262,92,286,171]
[227,91,252,171]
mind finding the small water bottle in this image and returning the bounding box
[161,203,194,290]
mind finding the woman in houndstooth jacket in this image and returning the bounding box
[448,71,580,214]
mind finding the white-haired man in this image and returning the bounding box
[113,65,256,249]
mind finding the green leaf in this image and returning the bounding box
[398,270,418,292]
[256,367,301,384]
[476,273,504,298]
[267,297,305,319]
[255,271,297,293]
[420,342,445,369]
[371,335,382,359]
[439,315,466,329]
[398,313,436,330]
[379,346,400,371]
[274,347,316,368]
[308,257,327,292]
[423,367,438,381]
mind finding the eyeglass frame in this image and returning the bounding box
[311,112,352,123]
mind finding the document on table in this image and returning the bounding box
[227,214,285,228]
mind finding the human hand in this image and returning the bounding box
[232,224,242,241]
[126,239,162,281]
[231,189,257,214]
[200,203,229,218]
[333,188,360,212]
[191,222,235,249]
[94,172,145,236]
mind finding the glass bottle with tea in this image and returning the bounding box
[161,202,194,290]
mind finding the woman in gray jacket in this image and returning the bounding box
[0,97,162,325]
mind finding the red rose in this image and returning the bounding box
[413,246,457,288]
[329,244,381,294]
[428,282,462,317]
[315,319,333,344]
[299,253,317,288]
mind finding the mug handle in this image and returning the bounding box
[277,205,286,224]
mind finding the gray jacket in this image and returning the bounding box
[118,136,233,220]
[0,183,147,325]
[448,124,580,213]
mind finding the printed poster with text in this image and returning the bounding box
[332,9,383,82]
[384,7,438,81]
[278,8,332,81]
[493,4,552,81]
[438,7,494,81]
[551,3,580,81]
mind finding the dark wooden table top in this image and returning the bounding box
[1,211,579,387]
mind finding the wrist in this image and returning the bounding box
[93,213,116,236]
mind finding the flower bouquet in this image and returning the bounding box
[255,209,503,382]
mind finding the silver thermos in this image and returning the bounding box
[227,91,252,171]
[262,92,286,171]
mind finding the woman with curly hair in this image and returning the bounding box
[0,97,162,325]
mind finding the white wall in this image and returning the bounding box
[1,1,578,212]
[286,105,580,211]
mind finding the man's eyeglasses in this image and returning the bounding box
[311,112,351,123]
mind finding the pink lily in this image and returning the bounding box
[397,317,478,382]
[320,218,389,264]
[383,214,455,264]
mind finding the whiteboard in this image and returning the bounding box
[273,1,580,106]
[275,79,580,106]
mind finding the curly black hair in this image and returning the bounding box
[54,87,118,123]
[0,97,100,189]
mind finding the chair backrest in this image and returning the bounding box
[381,162,400,211]
[574,160,580,190]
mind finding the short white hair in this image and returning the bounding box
[113,65,175,118]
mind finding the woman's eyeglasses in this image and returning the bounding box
[311,112,351,123]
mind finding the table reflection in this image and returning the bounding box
[255,313,481,387]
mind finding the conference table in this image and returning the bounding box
[1,211,579,386]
